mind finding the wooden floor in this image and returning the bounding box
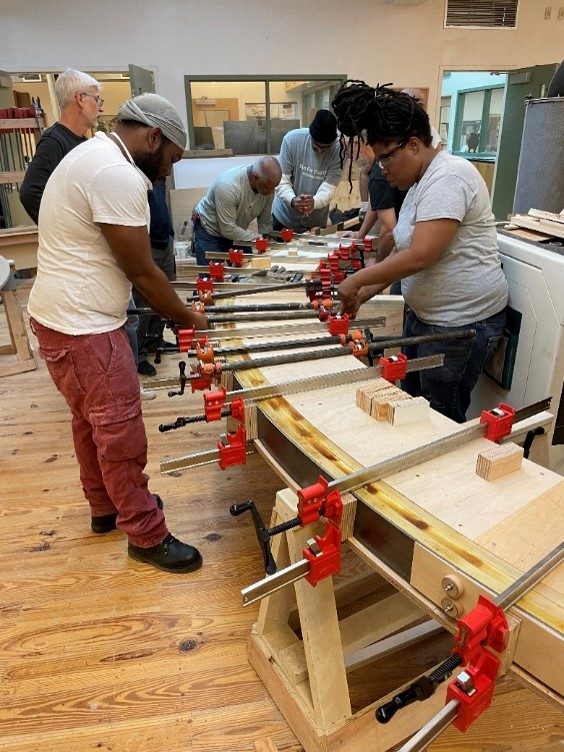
[0,287,562,752]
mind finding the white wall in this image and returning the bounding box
[1,0,561,131]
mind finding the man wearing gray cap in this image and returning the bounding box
[28,93,207,574]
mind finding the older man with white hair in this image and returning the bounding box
[20,68,103,224]
[27,93,208,574]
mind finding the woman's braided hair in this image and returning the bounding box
[331,80,432,187]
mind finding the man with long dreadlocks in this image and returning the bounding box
[331,81,508,424]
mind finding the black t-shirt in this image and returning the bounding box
[19,122,87,224]
[368,162,407,219]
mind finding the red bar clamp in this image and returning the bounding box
[327,314,350,336]
[304,521,342,586]
[363,237,373,252]
[196,277,214,296]
[228,248,244,267]
[230,396,245,422]
[379,353,408,382]
[195,342,215,363]
[177,328,196,352]
[204,386,227,421]
[218,424,247,469]
[255,237,269,253]
[280,228,294,242]
[190,374,214,392]
[446,595,508,731]
[208,261,225,281]
[297,476,343,586]
[479,403,516,442]
[297,475,343,526]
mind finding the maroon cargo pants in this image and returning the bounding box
[31,319,168,547]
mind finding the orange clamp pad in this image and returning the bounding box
[195,343,215,363]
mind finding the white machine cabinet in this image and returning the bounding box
[470,229,564,470]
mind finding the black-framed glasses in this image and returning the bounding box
[80,92,104,107]
[378,141,407,169]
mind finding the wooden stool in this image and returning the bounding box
[0,255,36,378]
[248,488,449,752]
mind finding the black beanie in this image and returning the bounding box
[309,109,337,144]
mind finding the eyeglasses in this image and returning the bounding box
[80,92,104,107]
[378,141,407,169]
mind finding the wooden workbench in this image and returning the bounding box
[0,225,38,271]
[194,288,564,752]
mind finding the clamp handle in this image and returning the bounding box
[229,500,277,575]
[376,654,463,724]
[167,361,187,397]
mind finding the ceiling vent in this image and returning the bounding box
[445,0,518,28]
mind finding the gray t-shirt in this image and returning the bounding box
[195,165,273,243]
[393,151,508,326]
[272,128,342,230]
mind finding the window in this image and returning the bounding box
[185,76,345,155]
[452,86,505,155]
[445,0,518,29]
[439,96,451,143]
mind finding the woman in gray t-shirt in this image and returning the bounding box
[331,82,508,422]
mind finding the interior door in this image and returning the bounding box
[128,65,156,96]
[491,63,557,220]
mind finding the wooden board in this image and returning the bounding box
[227,300,564,697]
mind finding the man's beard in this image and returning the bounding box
[135,142,166,182]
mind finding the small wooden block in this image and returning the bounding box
[244,402,259,440]
[476,442,524,481]
[286,245,298,256]
[371,389,411,421]
[252,256,272,269]
[387,396,429,426]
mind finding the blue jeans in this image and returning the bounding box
[192,221,249,266]
[401,308,506,423]
[125,294,139,366]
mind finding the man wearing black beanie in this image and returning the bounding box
[272,109,342,231]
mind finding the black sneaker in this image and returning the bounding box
[137,360,157,377]
[128,533,202,573]
[91,495,164,534]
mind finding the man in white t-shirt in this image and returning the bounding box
[28,94,207,573]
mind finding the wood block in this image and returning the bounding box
[476,442,524,481]
[371,388,411,421]
[244,402,259,440]
[386,396,429,426]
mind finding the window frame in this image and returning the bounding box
[452,83,505,160]
[184,74,346,154]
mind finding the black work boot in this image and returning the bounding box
[91,495,164,534]
[128,534,202,573]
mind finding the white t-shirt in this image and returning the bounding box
[393,151,508,326]
[28,132,151,335]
